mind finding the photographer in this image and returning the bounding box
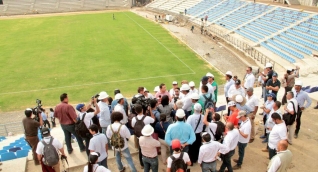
[22,108,43,165]
[281,66,300,105]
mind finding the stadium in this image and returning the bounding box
[0,0,318,172]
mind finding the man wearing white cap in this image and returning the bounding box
[243,67,255,89]
[169,81,179,97]
[284,91,298,145]
[232,111,251,170]
[111,89,129,115]
[292,80,311,138]
[190,93,203,115]
[189,81,198,95]
[224,71,235,114]
[206,72,215,92]
[139,125,160,172]
[98,92,111,135]
[186,103,204,164]
[180,84,193,115]
[144,88,154,99]
[114,93,128,124]
[165,109,196,153]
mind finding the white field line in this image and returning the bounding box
[0,73,194,95]
[124,12,196,74]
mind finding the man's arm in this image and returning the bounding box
[253,106,258,116]
[164,126,172,146]
[37,154,42,164]
[239,129,249,138]
[92,98,100,115]
[59,147,66,156]
[303,94,312,109]
[39,113,44,126]
[148,107,156,120]
[186,125,196,145]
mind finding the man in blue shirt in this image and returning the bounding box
[165,109,196,153]
[111,89,129,114]
[41,109,50,128]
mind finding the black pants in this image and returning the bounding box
[43,120,51,128]
[226,97,230,115]
[83,136,92,157]
[219,149,235,172]
[295,110,302,134]
[188,133,202,164]
[263,115,267,136]
[282,86,292,105]
[51,117,56,127]
[138,144,144,167]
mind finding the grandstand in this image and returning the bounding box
[146,0,318,75]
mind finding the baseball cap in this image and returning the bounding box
[235,79,241,85]
[265,62,272,68]
[172,81,178,85]
[272,72,278,77]
[267,93,276,98]
[98,91,109,100]
[189,81,195,87]
[201,76,209,82]
[295,80,303,86]
[41,127,50,137]
[225,71,233,76]
[228,101,236,107]
[180,84,190,91]
[171,139,181,150]
[176,109,185,118]
[191,93,199,99]
[237,110,247,119]
[193,103,202,111]
[76,104,85,111]
[206,72,214,78]
[115,93,124,100]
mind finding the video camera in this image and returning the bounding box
[131,95,151,115]
[32,99,42,122]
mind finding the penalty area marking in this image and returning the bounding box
[0,73,194,95]
[124,12,196,74]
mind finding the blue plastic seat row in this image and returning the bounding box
[236,30,258,42]
[293,26,318,37]
[274,36,312,55]
[241,27,264,40]
[281,32,318,51]
[287,29,318,44]
[247,25,271,36]
[267,39,304,59]
[260,42,296,63]
[255,19,282,31]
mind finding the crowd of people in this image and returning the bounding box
[21,62,315,172]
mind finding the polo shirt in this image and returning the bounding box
[285,98,298,114]
[207,122,217,141]
[106,122,131,151]
[36,136,62,161]
[154,121,170,140]
[139,136,160,157]
[79,112,94,129]
[114,104,128,124]
[89,133,108,162]
[83,164,111,172]
[266,70,274,84]
[268,122,287,150]
[224,79,235,97]
[131,114,155,128]
[186,113,204,133]
[238,118,251,143]
[41,112,48,121]
[167,152,190,168]
[155,91,171,99]
[189,88,199,95]
[54,102,77,125]
[266,109,282,134]
[198,141,228,164]
[165,121,196,146]
[266,79,281,95]
[22,117,40,137]
[292,90,312,109]
[199,82,214,95]
[221,129,239,153]
[111,98,129,112]
[181,93,192,111]
[227,85,246,98]
[246,94,259,111]
[244,73,255,89]
[98,101,111,128]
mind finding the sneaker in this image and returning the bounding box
[260,135,266,139]
[294,133,298,139]
[261,148,269,152]
[233,159,238,163]
[233,164,241,170]
[262,139,268,143]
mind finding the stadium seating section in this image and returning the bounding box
[0,136,31,162]
[147,0,318,66]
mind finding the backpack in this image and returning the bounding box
[75,113,90,138]
[42,137,59,166]
[210,121,225,142]
[203,94,215,110]
[134,115,147,137]
[283,101,297,126]
[170,152,187,172]
[110,124,125,150]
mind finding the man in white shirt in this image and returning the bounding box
[243,67,255,89]
[106,112,137,172]
[206,72,215,92]
[180,84,193,115]
[228,79,246,99]
[113,93,128,124]
[268,113,287,160]
[89,124,108,168]
[76,98,100,156]
[233,111,251,170]
[203,108,223,142]
[224,71,235,105]
[36,128,66,172]
[186,103,204,164]
[198,132,228,172]
[284,91,298,145]
[189,81,199,95]
[245,87,259,143]
[219,122,239,172]
[169,81,179,97]
[97,91,111,135]
[267,140,293,172]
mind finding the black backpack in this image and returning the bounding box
[283,101,297,126]
[134,115,146,137]
[170,152,187,172]
[75,113,90,138]
[210,121,225,142]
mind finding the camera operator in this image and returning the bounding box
[22,108,43,165]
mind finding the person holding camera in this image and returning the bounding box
[281,66,299,105]
[22,108,43,165]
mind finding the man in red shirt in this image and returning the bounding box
[54,93,85,154]
[224,101,239,127]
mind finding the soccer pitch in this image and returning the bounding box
[0,11,222,112]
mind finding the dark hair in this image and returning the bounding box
[226,75,232,79]
[137,87,144,93]
[173,148,181,152]
[202,133,211,142]
[174,87,180,91]
[135,104,143,114]
[60,93,67,102]
[89,124,99,133]
[107,97,113,105]
[49,108,54,112]
[183,90,190,93]
[114,89,120,95]
[25,109,32,117]
[177,117,184,121]
[248,67,252,71]
[214,113,221,121]
[287,91,294,98]
[160,114,166,122]
[159,83,165,89]
[271,112,282,120]
[150,99,157,108]
[87,152,100,172]
[111,111,123,123]
[275,101,281,109]
[201,85,208,93]
[131,97,138,104]
[234,76,238,79]
[161,95,169,106]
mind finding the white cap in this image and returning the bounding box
[225,71,233,76]
[189,81,195,87]
[235,95,243,103]
[98,91,109,100]
[115,93,124,100]
[295,80,303,86]
[228,101,236,107]
[154,86,159,92]
[176,109,185,118]
[172,81,178,85]
[206,72,214,78]
[265,62,272,68]
[141,124,154,136]
[191,93,199,99]
[193,103,202,111]
[144,87,149,92]
[287,67,293,71]
[180,84,190,91]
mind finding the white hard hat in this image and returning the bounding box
[98,91,109,100]
[265,62,272,68]
[180,84,190,91]
[191,93,199,99]
[141,124,154,136]
[115,93,124,100]
[295,80,303,86]
[189,81,195,87]
[176,109,185,118]
[154,86,159,92]
[206,72,214,78]
[225,71,233,76]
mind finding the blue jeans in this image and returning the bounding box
[269,147,276,160]
[98,157,108,168]
[60,124,85,152]
[201,161,217,172]
[142,156,158,172]
[115,148,137,172]
[237,142,247,166]
[219,149,235,172]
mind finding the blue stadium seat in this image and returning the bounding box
[0,152,17,161]
[0,150,8,154]
[16,150,29,158]
[22,146,31,151]
[3,146,14,150]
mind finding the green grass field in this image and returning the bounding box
[0,11,223,112]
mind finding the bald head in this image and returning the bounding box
[277,140,288,152]
[226,122,234,131]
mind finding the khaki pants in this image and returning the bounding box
[25,136,39,164]
[158,138,169,163]
[134,135,139,149]
[287,123,295,144]
[248,113,255,139]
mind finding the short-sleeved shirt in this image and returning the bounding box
[36,136,62,160]
[246,95,259,111]
[41,112,47,121]
[238,118,251,143]
[227,109,239,126]
[266,79,281,95]
[89,133,108,162]
[167,152,190,168]
[79,112,94,129]
[131,115,155,127]
[268,122,287,150]
[154,121,170,140]
[139,136,160,157]
[106,122,131,151]
[114,104,128,124]
[206,122,217,141]
[186,113,204,133]
[158,104,174,123]
[211,81,218,102]
[22,117,40,137]
[83,164,111,172]
[285,98,298,115]
[98,101,111,128]
[155,91,171,99]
